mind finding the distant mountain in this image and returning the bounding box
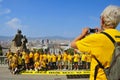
[0,35,74,41]
[41,36,74,40]
[0,36,13,41]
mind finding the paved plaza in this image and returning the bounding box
[0,65,89,80]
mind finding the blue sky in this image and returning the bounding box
[0,0,120,38]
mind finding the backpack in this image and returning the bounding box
[94,32,120,80]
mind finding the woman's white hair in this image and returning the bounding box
[101,5,120,28]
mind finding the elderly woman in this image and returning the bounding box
[71,5,120,80]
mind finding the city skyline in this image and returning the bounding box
[0,0,120,38]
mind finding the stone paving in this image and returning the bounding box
[0,65,89,80]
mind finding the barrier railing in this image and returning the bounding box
[0,56,7,65]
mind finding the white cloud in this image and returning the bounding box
[0,8,11,15]
[0,0,11,15]
[6,18,23,29]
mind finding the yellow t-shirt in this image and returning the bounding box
[11,63,17,69]
[51,54,57,62]
[18,57,22,65]
[62,52,68,62]
[76,29,120,80]
[43,54,47,61]
[34,61,40,68]
[81,53,87,62]
[8,54,12,60]
[39,54,43,62]
[22,51,26,59]
[47,54,52,62]
[29,52,34,59]
[74,54,79,62]
[34,52,39,61]
[57,54,62,61]
[86,54,92,62]
[67,54,73,62]
[25,54,29,64]
[10,55,18,69]
[12,56,17,64]
[41,61,46,68]
[6,52,12,58]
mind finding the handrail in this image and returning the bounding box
[0,56,7,65]
[0,56,7,58]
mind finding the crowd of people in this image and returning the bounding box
[6,49,91,74]
[1,4,119,80]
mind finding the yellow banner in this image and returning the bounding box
[21,70,90,75]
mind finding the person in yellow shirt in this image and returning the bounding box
[73,51,80,70]
[57,51,62,70]
[34,59,40,71]
[47,52,52,70]
[39,52,43,61]
[42,52,47,62]
[81,53,87,69]
[34,51,39,62]
[10,53,18,74]
[24,52,30,70]
[41,60,47,71]
[67,53,73,70]
[21,49,26,67]
[21,49,26,60]
[86,54,92,69]
[6,49,12,58]
[7,53,13,69]
[71,5,120,80]
[29,51,34,70]
[51,53,57,70]
[39,52,43,63]
[17,53,23,71]
[6,49,12,66]
[29,51,34,61]
[62,50,68,70]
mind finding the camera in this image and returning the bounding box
[89,28,97,33]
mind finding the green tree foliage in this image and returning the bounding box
[66,48,74,55]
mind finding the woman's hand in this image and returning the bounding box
[81,27,90,37]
